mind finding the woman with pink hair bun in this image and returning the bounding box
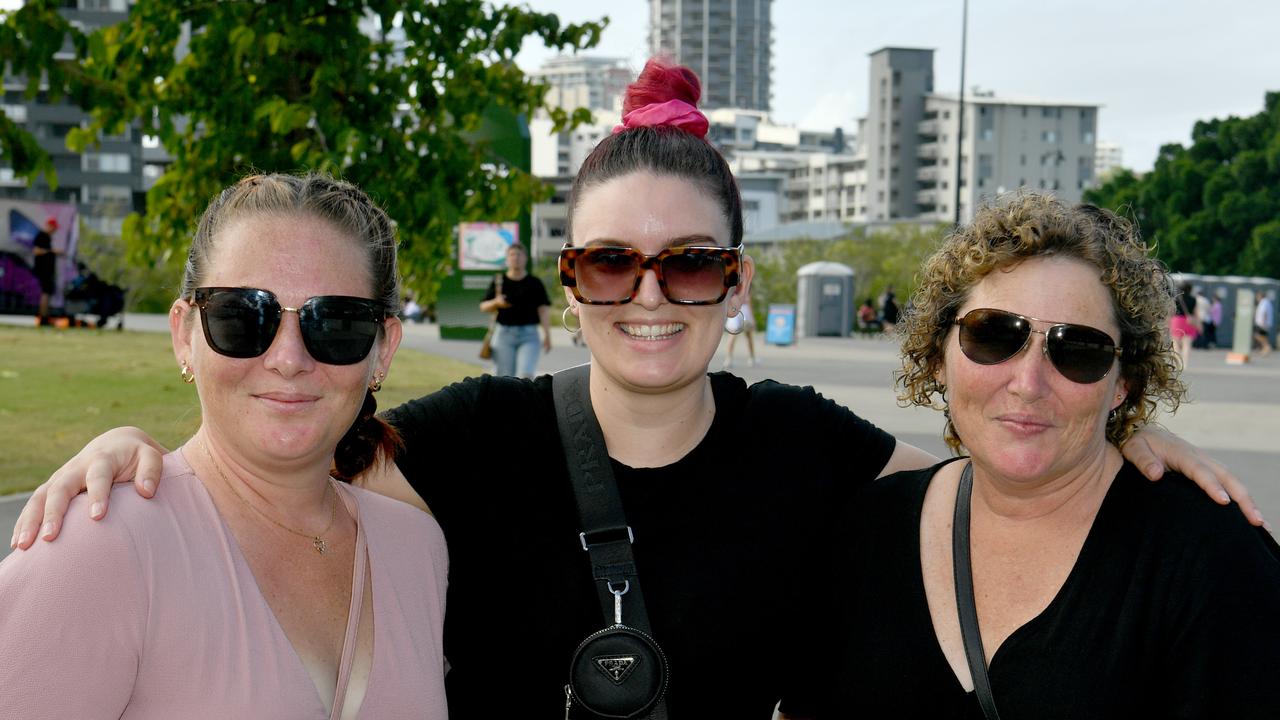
[13,59,1251,720]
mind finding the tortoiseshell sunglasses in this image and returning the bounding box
[559,244,743,305]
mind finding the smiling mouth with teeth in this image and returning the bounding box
[618,322,685,340]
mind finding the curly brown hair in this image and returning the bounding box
[896,192,1185,452]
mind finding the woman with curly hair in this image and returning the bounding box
[819,194,1280,718]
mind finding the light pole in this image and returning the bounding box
[954,0,968,226]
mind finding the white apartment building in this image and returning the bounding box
[862,47,1099,223]
[1095,141,1124,180]
[529,55,631,116]
[912,93,1099,222]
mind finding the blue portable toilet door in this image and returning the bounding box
[818,281,844,336]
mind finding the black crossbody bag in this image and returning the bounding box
[553,364,670,720]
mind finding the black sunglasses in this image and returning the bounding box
[559,244,743,305]
[191,287,386,366]
[954,308,1123,384]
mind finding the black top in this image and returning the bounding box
[814,459,1280,719]
[384,372,896,719]
[484,273,550,326]
[32,230,54,281]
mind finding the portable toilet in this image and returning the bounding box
[796,261,855,337]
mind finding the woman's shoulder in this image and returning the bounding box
[345,482,445,546]
[1116,462,1280,562]
[65,449,202,547]
[850,457,959,509]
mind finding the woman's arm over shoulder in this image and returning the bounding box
[0,495,147,716]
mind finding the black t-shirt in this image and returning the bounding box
[812,460,1280,719]
[32,230,54,281]
[384,372,896,719]
[484,273,550,327]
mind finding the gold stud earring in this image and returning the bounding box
[369,371,384,392]
[180,363,195,384]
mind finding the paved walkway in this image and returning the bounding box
[4,313,1278,560]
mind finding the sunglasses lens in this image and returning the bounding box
[958,309,1029,364]
[576,249,640,303]
[300,298,383,365]
[1047,324,1118,384]
[661,251,730,303]
[201,289,278,358]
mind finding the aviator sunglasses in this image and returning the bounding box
[954,308,1123,384]
[559,243,743,305]
[191,287,386,365]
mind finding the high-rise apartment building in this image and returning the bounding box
[862,47,934,222]
[649,0,772,111]
[1,0,154,237]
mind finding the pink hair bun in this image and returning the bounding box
[613,58,709,138]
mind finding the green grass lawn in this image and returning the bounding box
[0,325,478,495]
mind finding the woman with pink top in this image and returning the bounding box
[0,173,448,719]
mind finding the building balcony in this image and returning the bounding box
[917,118,940,135]
[916,189,939,205]
[917,143,940,160]
[917,165,940,182]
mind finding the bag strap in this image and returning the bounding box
[552,364,667,719]
[953,461,1002,720]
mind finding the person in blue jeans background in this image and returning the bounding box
[480,242,551,378]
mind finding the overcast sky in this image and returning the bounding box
[517,0,1280,172]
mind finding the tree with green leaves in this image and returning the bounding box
[1084,92,1280,278]
[0,0,603,302]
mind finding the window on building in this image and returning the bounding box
[82,184,132,204]
[1042,130,1058,143]
[1039,179,1046,188]
[977,154,993,180]
[83,153,132,173]
[1021,107,1028,117]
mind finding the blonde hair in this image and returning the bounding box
[181,172,403,480]
[896,192,1185,452]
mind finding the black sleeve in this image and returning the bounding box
[1159,505,1280,716]
[481,277,497,302]
[381,377,488,510]
[740,379,897,486]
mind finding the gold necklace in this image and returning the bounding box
[200,440,339,555]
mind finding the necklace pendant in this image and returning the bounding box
[313,537,327,555]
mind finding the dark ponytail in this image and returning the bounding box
[332,387,403,483]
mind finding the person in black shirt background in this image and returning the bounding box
[32,216,62,326]
[479,241,551,378]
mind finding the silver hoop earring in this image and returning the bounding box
[724,309,745,335]
[561,305,582,335]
